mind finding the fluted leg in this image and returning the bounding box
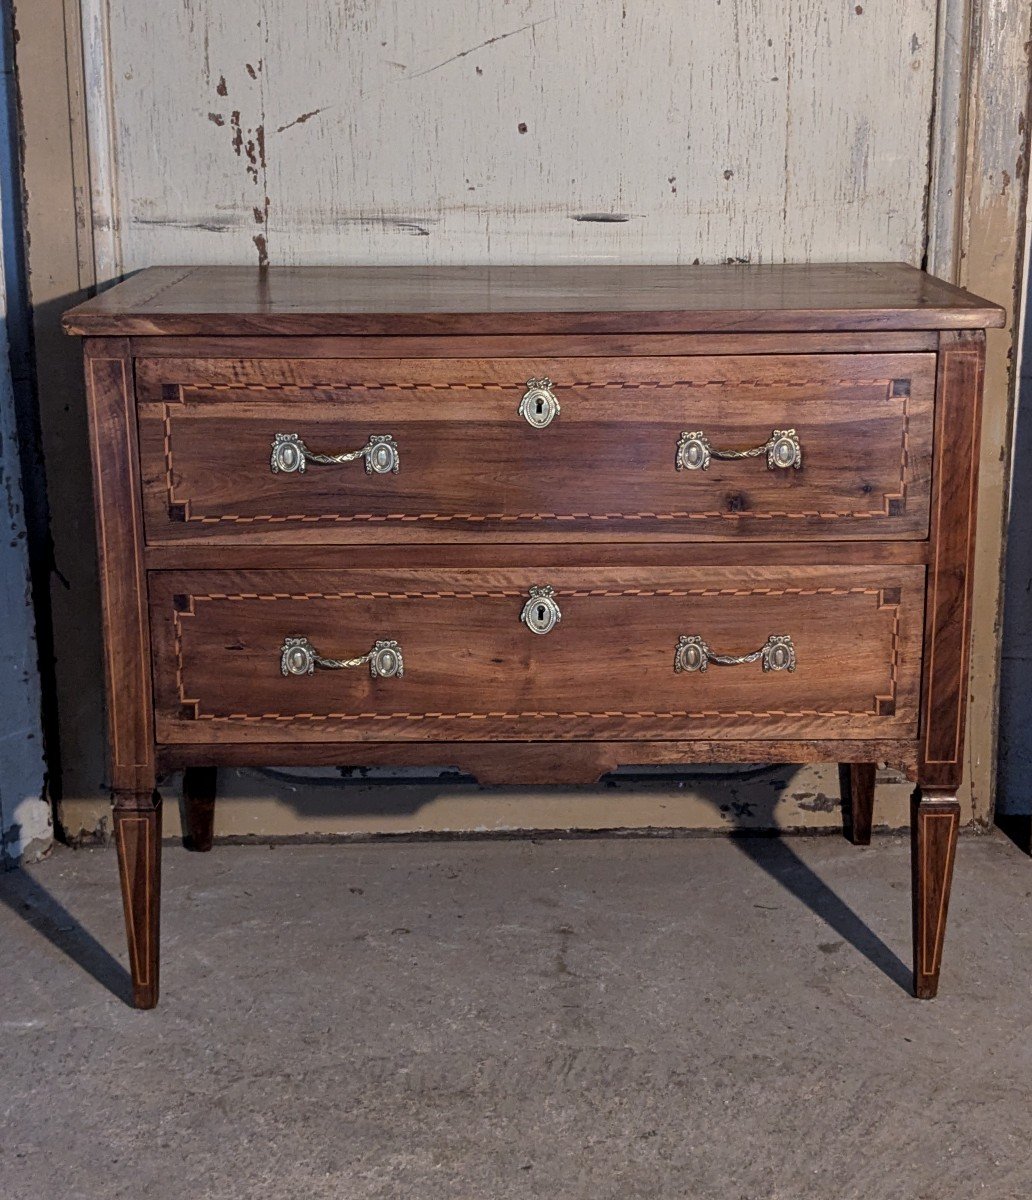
[113,791,162,1009]
[182,767,217,852]
[911,788,960,999]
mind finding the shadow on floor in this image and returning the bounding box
[627,766,912,992]
[0,863,133,1005]
[220,763,913,992]
[726,833,911,990]
[5,763,913,1001]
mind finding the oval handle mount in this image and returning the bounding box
[519,378,560,429]
[520,585,562,635]
[280,636,404,679]
[270,432,400,475]
[676,429,802,472]
[674,633,796,673]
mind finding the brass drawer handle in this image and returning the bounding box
[519,378,560,428]
[676,428,801,472]
[674,634,796,673]
[520,585,562,635]
[270,432,400,475]
[280,637,404,679]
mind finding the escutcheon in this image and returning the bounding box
[519,378,560,429]
[280,635,317,675]
[364,434,400,474]
[270,432,308,474]
[766,430,802,471]
[520,585,562,635]
[368,640,404,678]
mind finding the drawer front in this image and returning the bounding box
[151,565,924,743]
[137,354,934,543]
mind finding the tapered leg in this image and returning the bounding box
[182,767,217,852]
[842,762,876,845]
[911,789,960,999]
[113,791,162,1009]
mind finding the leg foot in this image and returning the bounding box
[113,791,162,1009]
[911,789,960,999]
[842,762,876,845]
[182,767,217,852]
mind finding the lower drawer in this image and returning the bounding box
[150,565,924,744]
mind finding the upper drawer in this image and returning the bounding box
[136,354,935,544]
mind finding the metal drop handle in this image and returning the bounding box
[676,429,802,472]
[270,432,400,475]
[280,637,404,679]
[674,634,796,673]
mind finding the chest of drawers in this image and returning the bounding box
[64,264,1003,1007]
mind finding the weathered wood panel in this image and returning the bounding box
[956,0,1032,826]
[100,0,938,271]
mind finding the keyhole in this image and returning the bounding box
[522,589,559,635]
[536,397,544,416]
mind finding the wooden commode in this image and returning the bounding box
[63,263,1004,1007]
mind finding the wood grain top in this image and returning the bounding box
[62,263,1006,337]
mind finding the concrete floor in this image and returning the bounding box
[1,833,1031,1200]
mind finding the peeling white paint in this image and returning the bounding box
[963,0,1032,822]
[90,0,938,276]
